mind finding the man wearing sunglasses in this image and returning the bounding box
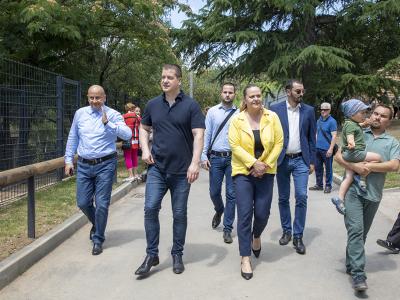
[270,79,316,255]
[309,103,337,193]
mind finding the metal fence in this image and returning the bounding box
[0,57,126,208]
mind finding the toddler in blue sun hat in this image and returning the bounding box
[331,99,382,215]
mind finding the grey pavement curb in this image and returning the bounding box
[0,180,140,291]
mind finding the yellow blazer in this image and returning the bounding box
[228,108,283,176]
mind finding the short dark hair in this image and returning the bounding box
[222,82,236,92]
[285,79,303,91]
[375,104,394,119]
[163,64,182,79]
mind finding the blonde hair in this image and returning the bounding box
[240,84,260,112]
[124,102,136,113]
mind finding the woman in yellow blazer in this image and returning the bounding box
[228,84,283,280]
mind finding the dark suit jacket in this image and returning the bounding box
[270,100,316,167]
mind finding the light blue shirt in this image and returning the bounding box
[201,103,238,161]
[64,105,132,163]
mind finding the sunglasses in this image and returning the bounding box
[321,109,330,111]
[293,89,306,95]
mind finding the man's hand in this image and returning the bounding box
[65,163,74,176]
[326,149,333,157]
[309,164,315,174]
[141,149,154,165]
[187,162,200,184]
[101,106,108,124]
[201,160,211,171]
[347,141,355,149]
[353,162,371,177]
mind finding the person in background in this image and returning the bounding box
[122,103,141,182]
[135,106,141,118]
[229,84,283,280]
[65,85,131,255]
[377,211,400,254]
[309,102,337,194]
[269,79,316,255]
[201,83,238,244]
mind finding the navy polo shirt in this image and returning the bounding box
[316,115,337,150]
[141,91,205,174]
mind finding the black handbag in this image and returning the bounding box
[318,122,338,155]
[121,138,132,150]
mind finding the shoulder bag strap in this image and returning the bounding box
[208,108,236,152]
[318,121,332,145]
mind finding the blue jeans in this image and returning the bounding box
[209,155,236,232]
[234,174,274,256]
[76,157,117,244]
[315,148,333,188]
[276,156,309,238]
[144,165,191,256]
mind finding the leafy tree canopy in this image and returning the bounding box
[174,0,400,112]
[0,0,178,101]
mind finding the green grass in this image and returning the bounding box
[0,158,145,261]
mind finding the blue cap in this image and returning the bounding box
[341,99,370,118]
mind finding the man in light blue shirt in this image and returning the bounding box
[65,85,131,255]
[201,83,238,243]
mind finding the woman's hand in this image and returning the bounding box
[250,161,268,177]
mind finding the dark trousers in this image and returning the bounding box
[315,148,333,188]
[234,174,274,257]
[144,165,191,256]
[387,212,400,247]
[76,157,117,244]
[209,155,236,232]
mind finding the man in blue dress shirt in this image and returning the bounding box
[65,85,131,255]
[201,83,238,244]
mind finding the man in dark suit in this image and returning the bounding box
[270,79,316,255]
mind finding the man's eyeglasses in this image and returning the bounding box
[293,89,306,95]
[321,109,330,111]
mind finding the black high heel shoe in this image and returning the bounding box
[241,260,253,280]
[252,237,261,258]
[252,247,261,258]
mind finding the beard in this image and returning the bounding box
[370,121,380,129]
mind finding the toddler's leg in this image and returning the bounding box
[365,151,381,163]
[331,169,353,215]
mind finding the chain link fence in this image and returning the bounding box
[0,57,127,208]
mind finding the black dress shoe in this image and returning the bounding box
[324,186,332,193]
[134,255,160,275]
[172,254,185,274]
[223,231,233,244]
[241,261,253,280]
[212,212,222,229]
[89,225,95,241]
[293,237,306,255]
[309,185,323,191]
[279,232,292,245]
[376,239,400,254]
[92,243,103,255]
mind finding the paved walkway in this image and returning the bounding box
[1,171,399,300]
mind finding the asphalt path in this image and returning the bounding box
[1,170,399,300]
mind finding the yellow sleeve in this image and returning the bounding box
[265,114,284,169]
[228,118,257,169]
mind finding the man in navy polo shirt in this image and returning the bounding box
[135,64,205,276]
[309,102,337,193]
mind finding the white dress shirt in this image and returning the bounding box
[286,101,302,154]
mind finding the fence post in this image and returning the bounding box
[76,81,81,111]
[27,176,35,238]
[56,76,64,181]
